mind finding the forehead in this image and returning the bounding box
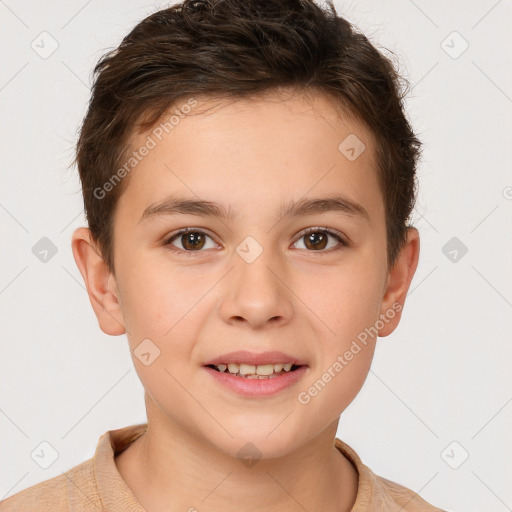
[117,90,382,225]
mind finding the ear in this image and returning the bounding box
[378,227,420,337]
[71,227,126,336]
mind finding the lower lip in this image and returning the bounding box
[203,366,308,397]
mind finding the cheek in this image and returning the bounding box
[117,261,212,394]
[295,260,381,411]
[117,256,211,340]
[297,322,376,425]
[301,347,375,427]
[298,261,383,339]
[118,268,202,408]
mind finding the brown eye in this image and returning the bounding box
[180,232,206,250]
[293,228,346,252]
[165,229,217,253]
[304,231,328,250]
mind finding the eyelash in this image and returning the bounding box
[163,227,349,256]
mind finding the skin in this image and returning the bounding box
[72,88,420,512]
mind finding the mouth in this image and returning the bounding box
[204,362,304,379]
[201,350,308,396]
[202,362,308,397]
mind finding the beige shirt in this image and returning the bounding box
[0,423,445,511]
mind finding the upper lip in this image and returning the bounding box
[203,350,308,367]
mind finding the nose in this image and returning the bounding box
[218,248,294,329]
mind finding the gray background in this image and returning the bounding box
[1,1,511,511]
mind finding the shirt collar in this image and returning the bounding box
[94,423,148,511]
[92,423,389,512]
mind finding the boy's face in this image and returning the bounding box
[73,90,419,458]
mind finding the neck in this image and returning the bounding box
[115,406,358,512]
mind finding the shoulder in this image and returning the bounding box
[0,458,100,512]
[334,438,447,512]
[372,474,447,511]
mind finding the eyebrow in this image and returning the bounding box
[138,193,370,224]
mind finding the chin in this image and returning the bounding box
[209,424,303,462]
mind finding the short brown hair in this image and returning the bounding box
[73,0,421,274]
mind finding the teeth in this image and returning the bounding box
[215,362,297,377]
[256,364,274,376]
[239,363,256,375]
[227,363,239,374]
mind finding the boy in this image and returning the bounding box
[0,0,447,510]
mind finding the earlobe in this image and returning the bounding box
[378,227,420,337]
[71,227,126,336]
